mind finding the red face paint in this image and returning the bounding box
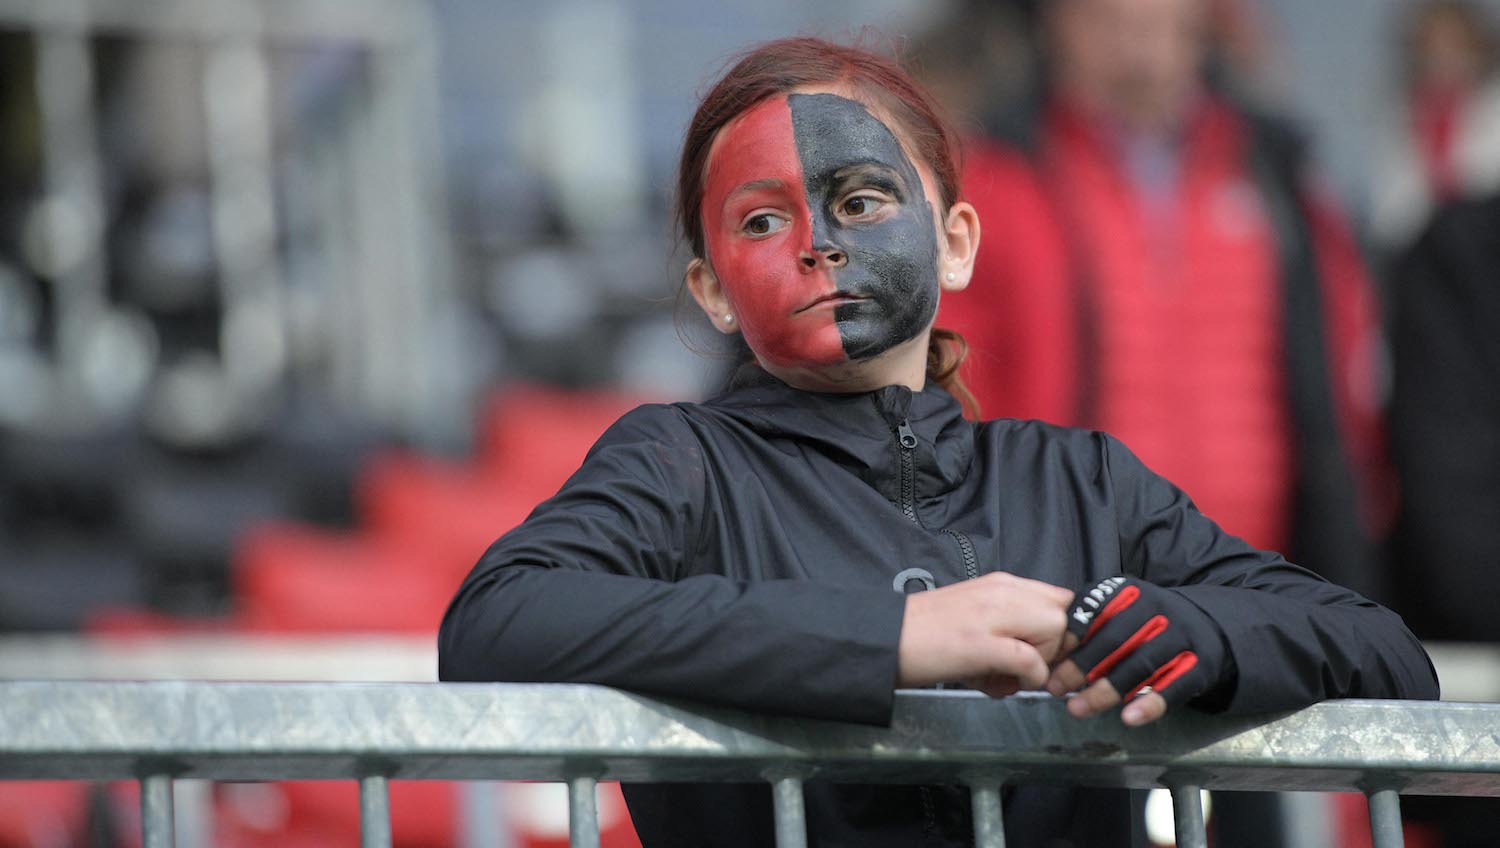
[700,97,843,369]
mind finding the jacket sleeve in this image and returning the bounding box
[1100,434,1439,713]
[437,404,906,725]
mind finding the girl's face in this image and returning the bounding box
[695,91,944,371]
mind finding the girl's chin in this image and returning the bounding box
[756,356,851,374]
[746,328,847,370]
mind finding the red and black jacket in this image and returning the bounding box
[942,94,1394,603]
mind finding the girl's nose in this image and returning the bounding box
[799,246,847,271]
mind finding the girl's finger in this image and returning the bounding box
[1121,690,1169,726]
[1065,677,1121,718]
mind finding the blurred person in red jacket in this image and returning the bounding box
[941,0,1392,602]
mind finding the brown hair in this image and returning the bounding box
[676,36,980,418]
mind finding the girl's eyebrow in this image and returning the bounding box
[831,162,903,185]
[723,178,790,208]
[829,163,905,197]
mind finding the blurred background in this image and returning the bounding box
[1,0,1498,845]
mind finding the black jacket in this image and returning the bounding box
[1391,194,1500,642]
[439,369,1437,847]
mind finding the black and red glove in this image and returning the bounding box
[1065,575,1232,708]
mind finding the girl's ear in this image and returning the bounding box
[939,201,980,293]
[686,257,740,334]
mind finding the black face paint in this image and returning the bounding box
[787,93,940,361]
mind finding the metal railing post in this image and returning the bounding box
[1367,789,1405,848]
[568,776,600,848]
[969,781,1006,848]
[140,774,175,848]
[1170,784,1207,848]
[770,775,808,848]
[360,775,392,848]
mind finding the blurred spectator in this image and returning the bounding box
[1370,1,1500,253]
[938,3,1395,843]
[905,0,1040,128]
[941,0,1391,600]
[1390,193,1500,643]
[1388,191,1500,848]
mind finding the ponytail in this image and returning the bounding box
[927,327,980,419]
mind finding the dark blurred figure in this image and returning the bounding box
[941,0,1391,600]
[1371,1,1500,253]
[1392,195,1500,642]
[1388,193,1500,847]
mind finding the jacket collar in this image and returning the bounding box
[706,365,975,502]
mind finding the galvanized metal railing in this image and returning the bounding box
[3,681,1499,848]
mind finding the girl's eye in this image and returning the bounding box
[840,194,887,219]
[743,213,788,237]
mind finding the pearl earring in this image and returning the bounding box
[724,314,734,324]
[945,272,956,282]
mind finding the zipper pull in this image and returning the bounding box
[897,419,917,450]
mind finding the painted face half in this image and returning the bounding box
[701,92,941,369]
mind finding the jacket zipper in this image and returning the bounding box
[896,419,919,525]
[895,419,978,582]
[944,529,979,580]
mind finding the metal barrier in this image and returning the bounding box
[3,682,1499,847]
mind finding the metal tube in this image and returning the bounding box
[970,782,1006,848]
[345,63,405,428]
[34,0,111,416]
[771,776,808,848]
[372,9,453,445]
[1170,784,1207,848]
[360,775,392,848]
[568,777,600,848]
[202,16,287,396]
[1367,789,1405,848]
[140,774,175,848]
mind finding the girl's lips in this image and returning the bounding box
[796,293,869,313]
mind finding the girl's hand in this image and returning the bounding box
[897,572,1074,697]
[1045,576,1231,726]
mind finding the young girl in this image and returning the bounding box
[440,37,1437,847]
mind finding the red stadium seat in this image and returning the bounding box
[0,782,89,847]
[233,523,456,634]
[478,385,647,503]
[355,451,538,574]
[221,781,455,848]
[102,780,641,848]
[1330,792,1440,848]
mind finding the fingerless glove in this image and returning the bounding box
[1067,575,1234,707]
